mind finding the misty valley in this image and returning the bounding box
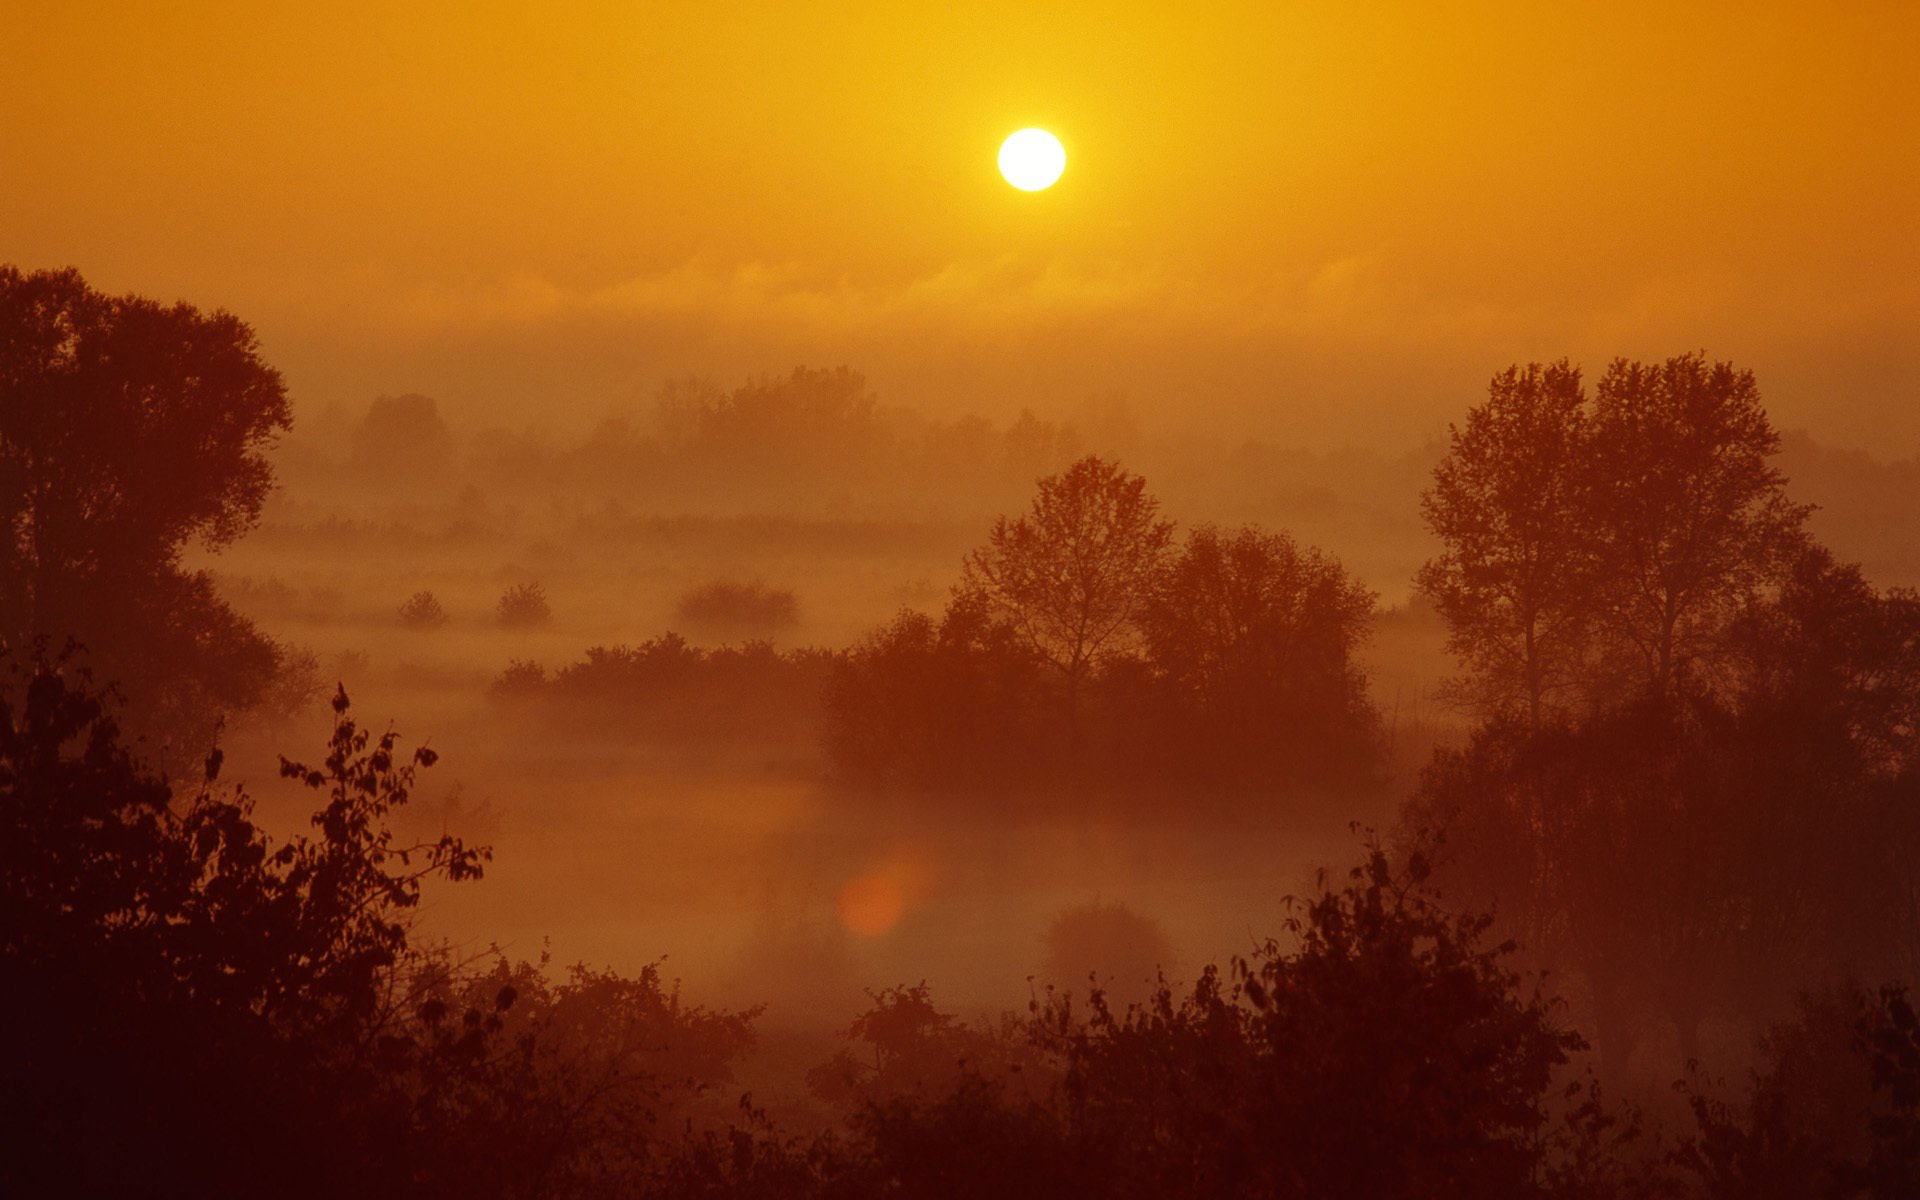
[4,263,1918,1197]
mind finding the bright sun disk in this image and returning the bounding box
[998,129,1065,191]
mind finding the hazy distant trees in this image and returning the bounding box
[0,265,292,759]
[676,579,801,638]
[1421,354,1810,722]
[399,589,451,629]
[350,392,454,480]
[830,457,1382,796]
[497,581,553,628]
[491,635,838,749]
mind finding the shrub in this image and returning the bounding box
[488,658,547,698]
[675,580,799,637]
[398,590,450,630]
[497,582,552,629]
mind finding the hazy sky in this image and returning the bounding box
[5,1,1915,449]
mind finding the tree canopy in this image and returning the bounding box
[0,264,293,759]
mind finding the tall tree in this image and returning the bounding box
[1419,361,1597,725]
[1585,353,1810,698]
[0,265,292,758]
[959,456,1174,737]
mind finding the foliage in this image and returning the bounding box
[497,580,553,628]
[1420,354,1810,723]
[491,635,839,746]
[1035,847,1592,1200]
[1141,523,1381,786]
[1419,361,1597,724]
[676,579,801,637]
[0,264,292,759]
[959,456,1175,711]
[400,589,452,629]
[830,470,1383,796]
[1678,984,1920,1199]
[1403,562,1920,1075]
[0,660,486,1195]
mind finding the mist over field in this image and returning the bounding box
[5,3,1918,1195]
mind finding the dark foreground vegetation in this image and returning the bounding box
[4,266,1918,1197]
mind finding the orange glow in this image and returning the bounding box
[836,873,906,938]
[835,849,934,938]
[3,2,1912,446]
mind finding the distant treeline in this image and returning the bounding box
[490,457,1383,799]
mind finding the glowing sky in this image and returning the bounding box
[4,1,1915,447]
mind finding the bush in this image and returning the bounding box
[488,658,547,698]
[494,635,836,745]
[675,580,800,637]
[497,582,552,629]
[398,590,450,629]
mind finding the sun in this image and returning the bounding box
[998,128,1066,191]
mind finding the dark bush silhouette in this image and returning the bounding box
[1,661,485,1196]
[676,579,801,638]
[399,589,451,629]
[490,635,838,746]
[497,581,553,628]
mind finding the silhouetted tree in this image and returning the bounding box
[498,580,553,628]
[959,456,1174,741]
[1036,846,1592,1199]
[1405,553,1920,1079]
[400,589,451,629]
[1420,361,1597,725]
[1421,354,1810,719]
[0,264,292,759]
[1586,354,1810,698]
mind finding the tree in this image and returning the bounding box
[1585,353,1810,698]
[958,456,1174,740]
[1145,523,1380,783]
[1403,550,1920,1079]
[1419,361,1597,725]
[0,264,292,759]
[399,590,451,629]
[498,581,553,628]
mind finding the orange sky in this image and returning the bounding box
[4,1,1915,448]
